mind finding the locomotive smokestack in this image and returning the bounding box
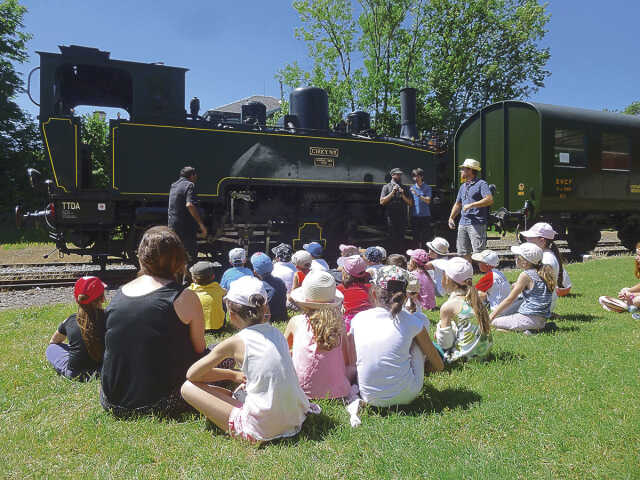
[400,87,418,140]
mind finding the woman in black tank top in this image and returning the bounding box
[100,226,206,417]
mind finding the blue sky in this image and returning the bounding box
[13,1,640,121]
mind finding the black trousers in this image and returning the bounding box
[412,216,433,249]
[387,216,407,255]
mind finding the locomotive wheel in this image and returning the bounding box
[566,227,601,258]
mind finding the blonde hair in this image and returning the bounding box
[460,280,491,335]
[226,295,266,325]
[519,257,556,292]
[302,306,344,351]
[75,295,105,363]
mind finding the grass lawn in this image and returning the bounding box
[1,257,639,479]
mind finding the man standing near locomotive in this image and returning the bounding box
[380,167,413,254]
[448,159,493,260]
[168,166,207,264]
[409,167,432,248]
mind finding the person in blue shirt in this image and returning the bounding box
[250,252,288,323]
[220,247,253,290]
[409,168,432,249]
[448,158,493,260]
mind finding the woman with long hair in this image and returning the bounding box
[46,276,106,380]
[347,266,444,408]
[490,243,556,333]
[433,257,492,363]
[100,225,206,417]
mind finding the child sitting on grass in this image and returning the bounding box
[425,237,450,297]
[336,255,372,332]
[471,250,510,312]
[46,276,106,381]
[490,243,556,333]
[220,248,253,290]
[406,248,436,310]
[285,270,353,399]
[189,261,225,333]
[599,242,640,318]
[290,250,313,292]
[181,276,318,443]
[433,257,492,363]
[304,241,329,271]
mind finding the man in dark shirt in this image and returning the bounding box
[380,167,413,254]
[168,166,207,263]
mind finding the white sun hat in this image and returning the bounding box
[460,158,481,171]
[520,222,558,240]
[510,242,543,265]
[290,270,344,309]
[426,237,450,256]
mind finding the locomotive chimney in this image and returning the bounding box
[400,87,418,140]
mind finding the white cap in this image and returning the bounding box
[471,249,499,267]
[432,257,473,285]
[520,222,557,240]
[511,242,543,265]
[224,276,267,307]
[228,247,246,265]
[292,250,313,267]
[426,237,450,256]
[290,270,344,309]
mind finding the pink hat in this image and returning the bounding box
[520,222,557,240]
[342,254,368,278]
[339,244,359,257]
[406,248,430,266]
[432,257,473,285]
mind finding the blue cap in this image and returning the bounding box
[365,246,384,264]
[303,242,323,258]
[250,252,273,276]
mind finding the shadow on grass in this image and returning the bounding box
[558,313,598,323]
[562,293,582,298]
[370,385,481,417]
[484,350,525,363]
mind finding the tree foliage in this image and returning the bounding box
[80,112,111,189]
[623,101,640,116]
[277,0,551,142]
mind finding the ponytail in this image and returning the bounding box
[548,241,565,288]
[536,264,556,292]
[462,280,491,335]
[75,295,105,363]
[370,283,407,318]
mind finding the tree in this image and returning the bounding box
[623,101,640,116]
[80,112,111,189]
[278,0,551,142]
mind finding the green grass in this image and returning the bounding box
[1,257,639,479]
[0,223,52,249]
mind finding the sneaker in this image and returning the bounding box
[544,321,558,332]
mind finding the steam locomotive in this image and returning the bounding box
[18,45,452,265]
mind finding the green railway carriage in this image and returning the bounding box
[21,46,451,265]
[455,100,640,254]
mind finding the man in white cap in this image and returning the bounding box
[448,158,493,260]
[380,167,413,253]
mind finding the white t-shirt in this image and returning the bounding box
[428,263,445,297]
[311,259,329,271]
[543,250,560,312]
[272,261,296,292]
[476,269,511,310]
[350,307,425,405]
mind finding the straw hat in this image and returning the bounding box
[460,158,481,171]
[290,270,344,309]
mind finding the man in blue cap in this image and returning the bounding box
[251,252,287,323]
[303,242,329,271]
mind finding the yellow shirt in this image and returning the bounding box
[189,282,225,331]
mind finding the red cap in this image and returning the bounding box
[74,276,106,304]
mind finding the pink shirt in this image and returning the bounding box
[414,269,436,310]
[291,315,351,399]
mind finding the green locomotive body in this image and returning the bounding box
[26,46,451,265]
[455,100,640,253]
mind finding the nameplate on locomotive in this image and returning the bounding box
[313,157,335,167]
[309,147,339,158]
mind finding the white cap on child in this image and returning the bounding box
[224,276,267,307]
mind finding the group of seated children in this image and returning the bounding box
[46,222,575,442]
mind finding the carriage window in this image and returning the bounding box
[601,132,631,171]
[554,128,587,168]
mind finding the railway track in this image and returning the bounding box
[0,264,138,291]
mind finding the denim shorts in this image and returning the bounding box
[456,224,487,255]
